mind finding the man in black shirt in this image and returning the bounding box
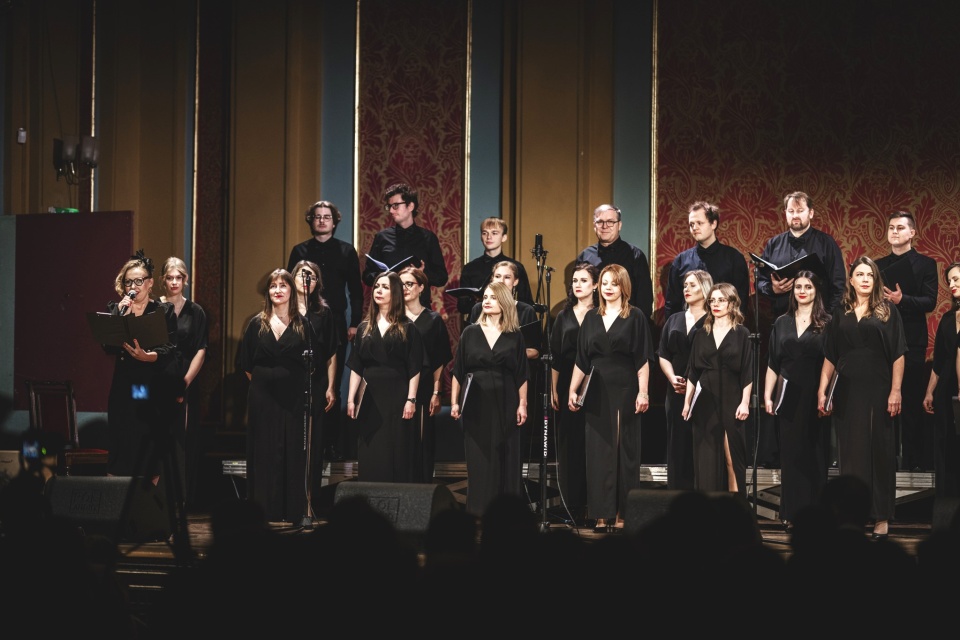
[363,183,448,309]
[875,211,938,471]
[664,201,750,318]
[457,217,533,318]
[576,204,653,319]
[287,200,363,461]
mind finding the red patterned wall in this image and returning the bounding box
[655,0,960,357]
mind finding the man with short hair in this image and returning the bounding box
[363,183,448,309]
[663,201,750,318]
[875,211,938,471]
[457,217,533,316]
[287,200,363,463]
[576,204,653,319]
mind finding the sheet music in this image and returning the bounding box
[365,254,415,273]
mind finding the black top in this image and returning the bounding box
[287,235,364,333]
[757,227,846,316]
[874,248,938,355]
[363,223,448,308]
[664,241,750,318]
[576,238,653,319]
[458,253,534,313]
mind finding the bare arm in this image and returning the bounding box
[818,359,836,415]
[567,365,586,412]
[888,355,904,417]
[635,361,650,414]
[763,366,778,415]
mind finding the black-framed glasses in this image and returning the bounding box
[594,219,619,228]
[307,214,333,221]
[401,281,418,289]
[384,201,407,212]
[123,277,149,287]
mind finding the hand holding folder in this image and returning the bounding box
[750,251,828,284]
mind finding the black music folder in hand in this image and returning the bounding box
[458,373,474,414]
[575,366,595,407]
[365,254,414,273]
[444,286,483,301]
[879,257,918,295]
[824,369,840,413]
[86,310,170,349]
[772,374,788,415]
[353,378,368,418]
[520,320,542,350]
[952,396,960,436]
[750,251,828,284]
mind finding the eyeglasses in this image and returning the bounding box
[384,201,407,212]
[710,297,728,304]
[123,277,149,287]
[594,219,619,228]
[401,281,418,289]
[308,214,333,221]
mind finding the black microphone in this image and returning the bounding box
[303,272,312,286]
[119,290,137,316]
[532,233,544,257]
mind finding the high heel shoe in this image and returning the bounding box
[593,519,607,534]
[871,520,889,540]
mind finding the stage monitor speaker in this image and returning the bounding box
[625,489,689,534]
[333,481,458,534]
[45,475,170,542]
[932,496,960,534]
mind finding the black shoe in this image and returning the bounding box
[871,532,889,541]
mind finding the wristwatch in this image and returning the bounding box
[406,397,416,404]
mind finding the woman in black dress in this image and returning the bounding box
[291,259,338,509]
[567,264,653,532]
[657,269,712,491]
[762,270,831,528]
[682,282,754,497]
[399,265,453,483]
[104,250,180,483]
[818,257,907,539]
[451,281,529,516]
[549,262,599,522]
[159,256,208,508]
[923,261,960,498]
[468,260,541,359]
[241,268,334,523]
[346,271,423,483]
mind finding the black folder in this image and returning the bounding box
[354,378,368,418]
[365,254,414,273]
[458,373,474,413]
[824,369,840,413]
[86,310,169,349]
[750,251,828,284]
[772,374,788,415]
[878,257,918,295]
[575,366,594,407]
[519,320,542,349]
[444,286,483,300]
[953,396,960,436]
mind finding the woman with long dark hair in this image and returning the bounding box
[818,256,907,539]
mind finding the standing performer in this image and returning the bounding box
[763,270,831,529]
[291,260,339,509]
[240,269,333,523]
[550,262,600,523]
[399,266,453,483]
[658,269,713,491]
[567,265,654,532]
[103,250,180,484]
[682,283,754,497]
[450,282,529,516]
[818,257,907,540]
[345,271,423,483]
[457,216,534,317]
[159,256,208,508]
[923,262,960,498]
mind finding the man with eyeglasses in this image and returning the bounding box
[874,211,938,471]
[288,200,363,461]
[363,182,448,309]
[663,201,750,319]
[575,203,654,319]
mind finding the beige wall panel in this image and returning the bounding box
[228,3,291,341]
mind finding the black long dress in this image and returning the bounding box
[823,306,907,521]
[657,310,706,491]
[575,307,654,521]
[241,314,334,523]
[410,309,452,483]
[103,299,180,478]
[767,313,829,521]
[172,298,208,507]
[550,307,588,515]
[929,309,960,497]
[346,318,424,483]
[452,324,528,516]
[686,324,754,496]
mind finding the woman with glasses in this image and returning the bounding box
[398,266,453,483]
[658,269,713,491]
[346,271,424,482]
[158,256,209,508]
[762,270,831,529]
[241,268,335,523]
[818,257,907,540]
[451,281,529,515]
[682,283,754,496]
[567,264,654,532]
[291,260,339,508]
[103,250,180,483]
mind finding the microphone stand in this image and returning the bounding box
[747,256,764,515]
[299,272,317,529]
[532,240,554,532]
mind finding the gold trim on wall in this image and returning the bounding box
[463,0,473,263]
[353,0,362,249]
[650,0,659,279]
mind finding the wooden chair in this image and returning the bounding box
[25,380,109,476]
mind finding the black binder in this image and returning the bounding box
[458,373,474,413]
[444,286,483,300]
[86,310,169,349]
[575,366,594,407]
[824,369,840,413]
[750,251,828,284]
[365,254,414,273]
[879,257,918,295]
[354,378,368,417]
[772,374,788,415]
